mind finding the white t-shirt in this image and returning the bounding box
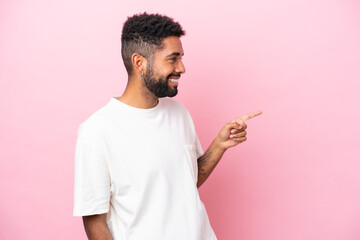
[73,96,217,240]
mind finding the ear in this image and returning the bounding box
[131,53,147,75]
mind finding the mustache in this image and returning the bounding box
[167,73,181,78]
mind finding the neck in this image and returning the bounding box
[116,76,159,109]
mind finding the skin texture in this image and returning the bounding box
[117,36,185,108]
[142,55,181,98]
[82,214,113,240]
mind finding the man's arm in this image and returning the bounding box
[197,138,226,188]
[82,213,113,240]
[196,110,262,188]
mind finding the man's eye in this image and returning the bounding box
[169,57,176,62]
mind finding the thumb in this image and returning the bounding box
[224,121,241,132]
[230,119,244,130]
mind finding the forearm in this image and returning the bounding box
[197,138,226,188]
[83,214,113,240]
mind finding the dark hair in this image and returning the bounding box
[121,12,185,75]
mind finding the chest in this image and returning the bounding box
[103,115,196,188]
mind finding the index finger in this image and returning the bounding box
[238,110,263,121]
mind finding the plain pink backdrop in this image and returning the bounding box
[1,0,359,239]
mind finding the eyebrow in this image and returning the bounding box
[165,52,184,58]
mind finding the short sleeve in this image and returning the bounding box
[73,123,111,216]
[195,132,204,159]
[182,103,204,159]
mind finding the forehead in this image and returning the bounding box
[156,36,184,57]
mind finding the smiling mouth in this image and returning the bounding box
[169,79,178,83]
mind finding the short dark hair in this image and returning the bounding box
[121,12,185,75]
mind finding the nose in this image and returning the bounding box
[176,60,186,74]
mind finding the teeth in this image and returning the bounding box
[169,79,178,82]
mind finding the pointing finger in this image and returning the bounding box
[237,110,263,122]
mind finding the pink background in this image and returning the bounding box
[1,0,359,239]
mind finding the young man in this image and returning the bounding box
[73,12,261,240]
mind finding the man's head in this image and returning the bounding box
[121,12,186,98]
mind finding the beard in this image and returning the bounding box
[143,64,179,98]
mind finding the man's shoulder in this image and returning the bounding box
[77,101,112,137]
[161,97,189,113]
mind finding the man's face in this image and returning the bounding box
[143,36,185,98]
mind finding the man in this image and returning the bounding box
[73,12,262,240]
